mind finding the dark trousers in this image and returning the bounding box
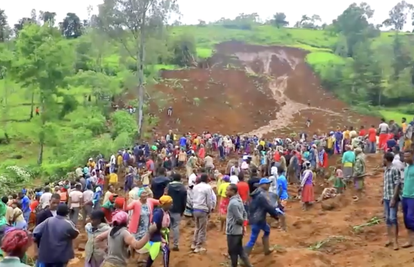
[227,234,248,267]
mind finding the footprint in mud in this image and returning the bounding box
[292,218,312,229]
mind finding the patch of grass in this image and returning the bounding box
[352,217,381,233]
[197,47,214,58]
[308,236,347,251]
[380,109,414,121]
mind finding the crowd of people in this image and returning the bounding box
[0,117,413,267]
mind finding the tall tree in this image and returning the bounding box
[97,0,179,138]
[9,24,75,164]
[13,17,34,36]
[333,3,378,56]
[271,13,288,28]
[0,9,10,42]
[61,13,83,38]
[383,1,413,31]
[40,11,57,26]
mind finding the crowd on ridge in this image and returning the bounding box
[0,117,413,267]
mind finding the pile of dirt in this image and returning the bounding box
[128,41,380,138]
[148,68,278,134]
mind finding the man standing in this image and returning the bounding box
[191,173,215,253]
[151,167,170,200]
[36,194,61,225]
[402,150,414,248]
[68,184,83,225]
[167,173,187,251]
[18,192,31,223]
[245,178,279,257]
[34,204,79,267]
[225,184,252,267]
[383,152,402,250]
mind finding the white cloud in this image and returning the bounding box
[2,0,408,29]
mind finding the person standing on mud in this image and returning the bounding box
[401,150,414,249]
[225,184,252,267]
[244,178,279,257]
[382,152,402,250]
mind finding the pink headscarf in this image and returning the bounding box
[112,211,128,224]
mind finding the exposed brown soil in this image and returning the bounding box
[129,41,379,137]
[149,68,278,135]
[52,41,408,267]
[49,154,414,267]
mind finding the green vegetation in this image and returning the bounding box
[1,2,414,191]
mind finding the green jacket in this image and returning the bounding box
[0,257,31,267]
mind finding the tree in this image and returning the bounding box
[382,1,413,31]
[9,24,75,164]
[97,0,179,138]
[40,11,57,26]
[0,9,10,42]
[294,14,321,29]
[13,17,34,36]
[333,3,378,56]
[61,13,83,38]
[271,13,288,28]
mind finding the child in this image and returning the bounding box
[85,210,110,267]
[333,165,346,194]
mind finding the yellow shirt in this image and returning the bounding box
[194,138,200,145]
[87,161,96,168]
[117,155,123,166]
[259,140,265,147]
[402,122,407,133]
[327,137,334,149]
[343,130,350,139]
[218,182,230,198]
[109,173,118,184]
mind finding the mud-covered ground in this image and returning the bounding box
[52,154,414,267]
[37,42,406,267]
[141,41,378,138]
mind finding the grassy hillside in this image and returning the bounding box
[0,23,412,188]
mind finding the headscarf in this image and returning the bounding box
[159,195,173,205]
[222,175,230,182]
[112,211,128,225]
[114,197,125,209]
[1,229,31,256]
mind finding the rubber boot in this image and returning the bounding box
[262,236,274,255]
[239,247,253,267]
[239,249,254,267]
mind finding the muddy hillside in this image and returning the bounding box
[146,41,378,136]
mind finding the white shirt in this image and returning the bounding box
[69,190,83,208]
[271,166,278,176]
[83,190,94,204]
[40,192,53,209]
[192,182,215,212]
[110,155,116,165]
[188,173,197,187]
[379,123,389,134]
[229,175,239,184]
[392,154,406,179]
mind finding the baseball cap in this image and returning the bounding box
[259,178,272,185]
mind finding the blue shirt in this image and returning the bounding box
[277,175,288,200]
[179,137,187,147]
[342,151,355,164]
[21,195,30,213]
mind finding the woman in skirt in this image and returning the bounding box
[300,161,315,210]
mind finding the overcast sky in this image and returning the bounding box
[2,0,409,28]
